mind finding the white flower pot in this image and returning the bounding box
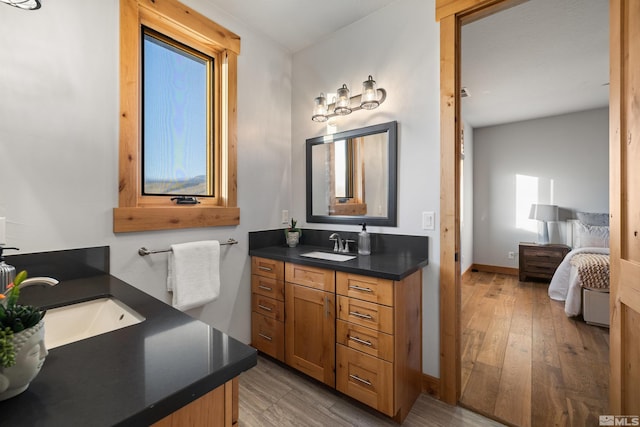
[0,320,47,401]
[286,231,300,247]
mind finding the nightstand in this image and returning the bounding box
[518,242,571,282]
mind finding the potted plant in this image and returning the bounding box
[285,218,301,248]
[0,270,48,401]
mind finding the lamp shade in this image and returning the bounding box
[529,204,558,222]
[360,75,379,110]
[311,93,328,122]
[334,84,352,115]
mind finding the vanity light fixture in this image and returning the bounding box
[0,0,41,9]
[311,75,387,122]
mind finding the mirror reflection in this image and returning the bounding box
[306,121,397,226]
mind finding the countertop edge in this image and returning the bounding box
[249,245,429,281]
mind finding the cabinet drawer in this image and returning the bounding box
[251,274,284,301]
[336,320,393,362]
[252,294,284,321]
[523,250,564,262]
[336,272,393,306]
[521,247,567,261]
[336,345,393,416]
[252,257,284,280]
[337,296,393,334]
[251,312,284,361]
[285,263,335,292]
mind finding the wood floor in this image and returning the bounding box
[238,355,504,426]
[460,271,609,427]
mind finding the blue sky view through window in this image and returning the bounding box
[143,32,210,195]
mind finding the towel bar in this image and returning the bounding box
[138,238,238,256]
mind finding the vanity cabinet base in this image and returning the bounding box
[250,257,422,423]
[151,378,238,427]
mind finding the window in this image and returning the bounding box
[114,0,241,232]
[142,29,213,197]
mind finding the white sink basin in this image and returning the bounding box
[44,298,145,349]
[300,251,356,262]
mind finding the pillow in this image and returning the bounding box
[577,212,609,226]
[576,222,609,248]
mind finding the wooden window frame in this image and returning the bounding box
[114,0,240,232]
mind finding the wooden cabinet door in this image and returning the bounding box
[610,0,640,412]
[285,282,335,386]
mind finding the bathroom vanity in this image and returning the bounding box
[1,247,257,426]
[249,230,428,423]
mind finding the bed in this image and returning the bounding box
[548,213,610,326]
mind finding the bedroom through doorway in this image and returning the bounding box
[457,0,610,425]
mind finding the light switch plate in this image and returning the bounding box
[281,210,289,224]
[422,211,435,230]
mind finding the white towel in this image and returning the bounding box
[167,240,220,311]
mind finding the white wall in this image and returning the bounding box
[1,0,444,378]
[461,120,474,273]
[0,0,292,343]
[292,0,441,376]
[473,108,609,268]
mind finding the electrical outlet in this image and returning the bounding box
[508,251,515,259]
[281,210,289,224]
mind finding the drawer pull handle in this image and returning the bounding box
[258,333,273,341]
[258,266,273,271]
[349,285,373,293]
[258,304,272,312]
[349,374,372,386]
[349,311,373,320]
[258,285,273,291]
[349,336,373,347]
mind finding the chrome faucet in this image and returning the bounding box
[329,233,344,253]
[329,233,355,253]
[19,277,59,288]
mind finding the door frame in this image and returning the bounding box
[437,0,525,405]
[436,0,617,406]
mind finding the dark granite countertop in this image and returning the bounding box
[0,274,257,426]
[249,228,428,281]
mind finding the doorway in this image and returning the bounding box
[437,0,611,421]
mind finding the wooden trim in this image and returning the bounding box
[609,0,622,412]
[118,0,140,209]
[113,206,240,232]
[470,263,518,276]
[225,51,239,207]
[115,0,240,233]
[422,373,440,399]
[137,0,240,54]
[435,0,513,22]
[439,13,461,406]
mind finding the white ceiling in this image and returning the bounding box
[461,0,609,128]
[205,0,398,54]
[204,0,609,129]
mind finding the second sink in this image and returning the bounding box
[300,251,356,262]
[44,297,145,349]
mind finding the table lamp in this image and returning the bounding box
[529,203,558,244]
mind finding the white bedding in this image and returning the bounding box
[548,247,610,317]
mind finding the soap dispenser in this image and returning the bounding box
[0,247,18,293]
[358,223,371,255]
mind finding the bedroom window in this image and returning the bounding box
[114,0,241,232]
